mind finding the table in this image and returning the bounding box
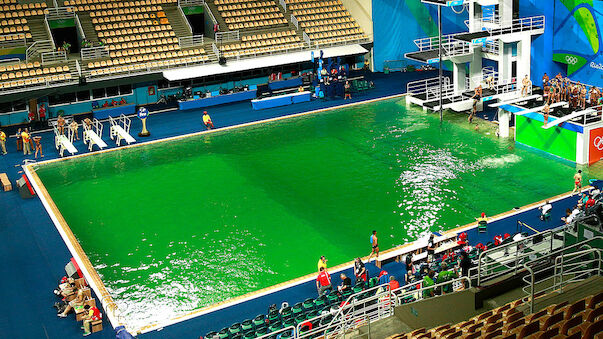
[251,91,311,110]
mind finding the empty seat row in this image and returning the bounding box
[0,2,46,11]
[97,25,173,38]
[0,32,31,41]
[92,13,153,24]
[222,36,300,51]
[108,43,181,58]
[222,42,304,58]
[89,55,209,76]
[103,31,173,44]
[0,0,17,4]
[217,1,276,11]
[227,18,286,30]
[214,0,264,4]
[308,28,363,40]
[0,73,73,89]
[1,66,70,80]
[94,19,168,32]
[292,6,345,17]
[297,11,350,22]
[0,17,26,25]
[106,37,178,51]
[89,6,162,17]
[73,3,163,12]
[305,22,358,34]
[220,7,280,18]
[241,29,295,42]
[288,0,341,10]
[0,9,46,18]
[0,25,29,34]
[64,0,173,6]
[88,48,206,68]
[0,61,41,72]
[311,33,366,46]
[299,17,354,28]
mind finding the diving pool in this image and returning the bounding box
[33,97,584,331]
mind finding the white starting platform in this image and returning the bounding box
[83,118,108,151]
[109,114,136,146]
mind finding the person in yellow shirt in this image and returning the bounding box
[317,255,327,272]
[0,129,6,155]
[202,111,214,130]
[21,129,31,155]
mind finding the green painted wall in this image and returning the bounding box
[49,18,75,29]
[182,6,203,15]
[515,115,577,161]
[0,46,26,58]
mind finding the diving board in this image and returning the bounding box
[489,94,541,108]
[542,108,595,129]
[109,114,136,146]
[83,118,108,151]
[513,101,568,116]
[53,126,78,157]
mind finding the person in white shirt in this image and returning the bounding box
[539,200,552,221]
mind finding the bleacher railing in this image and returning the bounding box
[43,16,56,50]
[179,35,204,48]
[302,31,310,45]
[215,30,239,43]
[26,40,54,61]
[311,35,371,49]
[41,50,67,65]
[203,1,217,25]
[278,0,286,12]
[522,236,603,313]
[80,46,109,60]
[75,14,85,40]
[290,14,298,29]
[177,0,204,7]
[225,43,307,62]
[84,56,213,80]
[211,42,220,59]
[0,73,77,95]
[45,7,75,21]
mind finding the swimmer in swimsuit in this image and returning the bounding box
[542,103,550,127]
[368,230,379,262]
[469,85,482,123]
[572,170,582,195]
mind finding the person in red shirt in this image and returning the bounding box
[38,104,46,121]
[457,232,467,246]
[388,276,400,291]
[585,194,596,209]
[316,267,331,296]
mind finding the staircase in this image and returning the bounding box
[164,5,192,37]
[77,12,99,44]
[27,16,52,42]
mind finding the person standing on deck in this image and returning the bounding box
[33,136,43,159]
[542,103,550,127]
[572,170,583,195]
[316,267,332,296]
[21,129,31,155]
[317,256,327,272]
[368,230,379,262]
[0,129,6,155]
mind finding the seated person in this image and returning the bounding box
[54,277,76,297]
[81,304,101,336]
[58,289,85,317]
[202,111,214,130]
[119,97,127,105]
[539,200,552,221]
[338,273,351,292]
[422,270,436,298]
[102,101,109,108]
[111,99,118,106]
[436,263,458,294]
[388,276,400,292]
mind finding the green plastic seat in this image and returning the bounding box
[252,314,266,328]
[218,328,230,339]
[369,277,379,288]
[283,317,295,327]
[280,306,292,320]
[279,330,294,339]
[268,321,282,332]
[294,314,306,325]
[352,285,364,294]
[327,293,340,304]
[205,331,218,339]
[291,302,303,315]
[305,310,319,320]
[241,319,254,332]
[302,298,315,311]
[315,295,327,308]
[229,323,242,335]
[242,331,255,339]
[478,220,488,233]
[254,326,268,337]
[268,310,280,323]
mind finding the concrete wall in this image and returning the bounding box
[394,289,478,329]
[341,0,373,39]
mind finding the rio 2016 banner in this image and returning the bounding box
[553,0,603,85]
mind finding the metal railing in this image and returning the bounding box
[179,35,204,48]
[383,60,409,72]
[211,43,220,59]
[470,15,545,39]
[223,43,308,62]
[0,73,77,95]
[75,13,85,40]
[177,0,204,6]
[41,50,67,65]
[407,76,451,96]
[291,14,299,29]
[0,34,28,49]
[26,40,54,61]
[215,30,240,43]
[45,7,75,21]
[84,56,212,81]
[413,34,472,58]
[177,4,194,34]
[302,31,310,45]
[310,35,370,49]
[80,46,109,60]
[522,236,603,313]
[43,17,56,50]
[203,1,217,25]
[279,0,286,12]
[481,39,500,55]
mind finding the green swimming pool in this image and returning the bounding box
[36,98,585,329]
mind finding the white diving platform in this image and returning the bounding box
[542,108,596,129]
[513,101,568,116]
[53,126,78,157]
[109,114,136,146]
[489,94,541,108]
[83,118,108,151]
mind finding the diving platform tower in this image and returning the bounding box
[405,0,545,137]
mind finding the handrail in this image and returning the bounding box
[290,14,298,29]
[177,0,204,6]
[80,46,109,60]
[279,0,286,12]
[75,13,85,40]
[41,50,68,65]
[26,40,55,61]
[45,7,75,21]
[43,17,56,50]
[178,35,204,48]
[203,1,217,25]
[215,30,239,43]
[211,43,220,59]
[177,4,194,35]
[471,15,545,38]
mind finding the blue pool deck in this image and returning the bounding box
[0,70,582,339]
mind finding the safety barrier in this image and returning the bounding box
[177,4,194,34]
[26,40,54,61]
[179,35,205,48]
[177,0,204,7]
[75,13,85,40]
[406,76,451,96]
[279,0,286,12]
[204,1,217,25]
[80,46,110,60]
[290,14,298,29]
[41,50,67,65]
[215,30,240,43]
[45,7,75,21]
[471,15,545,38]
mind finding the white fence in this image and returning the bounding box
[177,0,204,7]
[45,7,75,21]
[279,0,286,12]
[179,35,204,48]
[290,14,299,29]
[41,50,67,65]
[80,46,110,60]
[26,40,54,61]
[212,43,220,58]
[215,30,240,43]
[407,76,451,96]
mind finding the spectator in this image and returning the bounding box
[458,251,471,288]
[585,194,596,210]
[0,129,6,155]
[404,252,413,273]
[354,257,367,283]
[436,263,457,293]
[203,111,214,130]
[457,232,467,246]
[422,270,435,298]
[316,267,331,296]
[120,97,127,105]
[54,277,76,298]
[539,200,552,221]
[426,234,435,263]
[388,276,400,291]
[81,304,101,336]
[317,255,327,272]
[111,99,118,106]
[58,289,85,317]
[102,101,109,108]
[21,128,32,156]
[338,273,351,292]
[38,104,46,121]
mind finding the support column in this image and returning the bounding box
[468,47,482,89]
[576,131,588,165]
[517,36,532,83]
[498,0,513,24]
[498,108,511,138]
[453,62,466,93]
[498,41,512,83]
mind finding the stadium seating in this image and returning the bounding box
[213,0,287,31]
[0,61,72,89]
[388,292,603,339]
[0,0,46,43]
[220,29,304,58]
[286,0,367,46]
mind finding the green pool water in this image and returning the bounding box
[36,98,586,329]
